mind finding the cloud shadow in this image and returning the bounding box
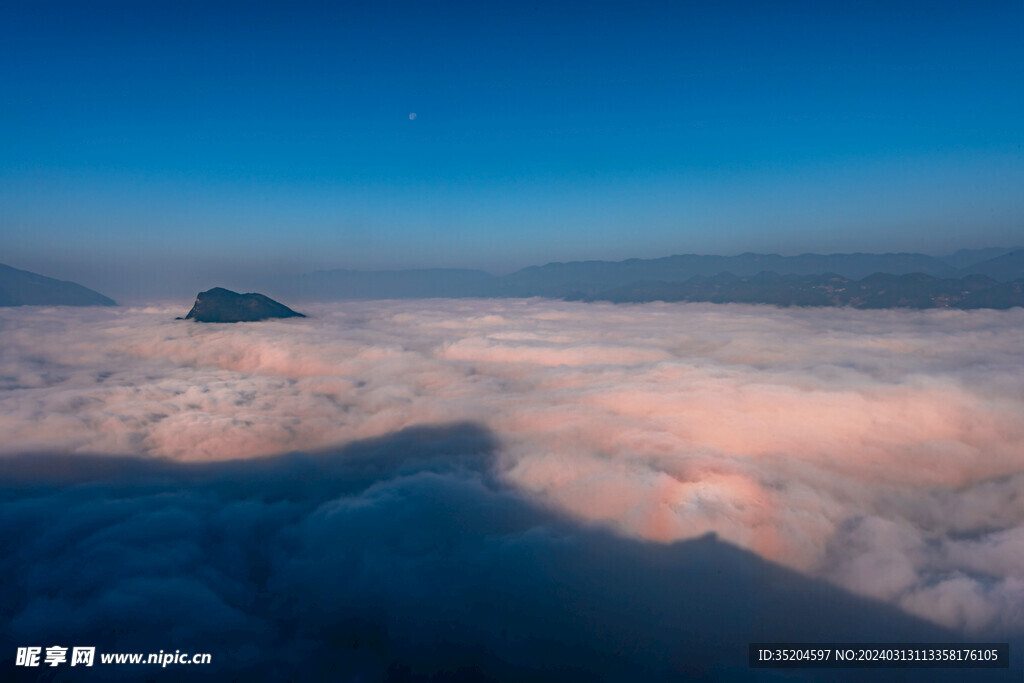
[0,423,1018,681]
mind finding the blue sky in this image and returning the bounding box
[1,0,1022,292]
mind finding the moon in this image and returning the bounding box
[409,113,417,120]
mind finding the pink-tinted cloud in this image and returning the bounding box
[2,299,1023,633]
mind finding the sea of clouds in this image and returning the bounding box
[1,299,1022,677]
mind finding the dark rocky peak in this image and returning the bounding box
[183,287,305,323]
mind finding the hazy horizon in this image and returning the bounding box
[6,243,1024,304]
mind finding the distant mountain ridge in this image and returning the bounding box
[500,252,962,298]
[0,263,116,307]
[270,248,1024,302]
[940,246,1021,269]
[960,249,1024,282]
[571,271,1024,309]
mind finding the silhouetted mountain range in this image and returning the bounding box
[941,246,1021,270]
[501,252,964,297]
[569,272,1024,309]
[269,248,1024,307]
[0,262,116,307]
[960,249,1024,281]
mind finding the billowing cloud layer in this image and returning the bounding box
[1,300,1023,638]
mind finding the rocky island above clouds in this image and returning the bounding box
[182,287,305,323]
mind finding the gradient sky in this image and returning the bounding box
[2,0,1022,295]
